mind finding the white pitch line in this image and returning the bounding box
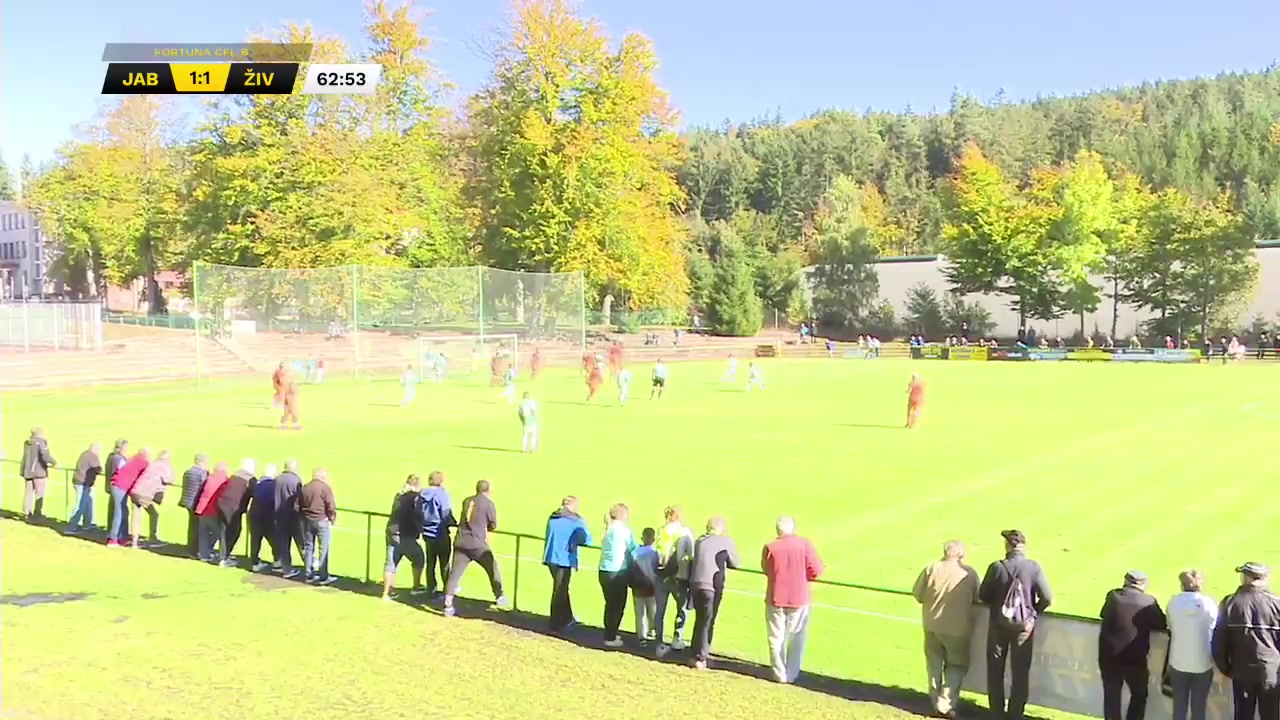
[330,525,920,625]
[1244,401,1280,420]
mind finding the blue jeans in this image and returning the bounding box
[302,518,332,579]
[107,486,129,541]
[1170,668,1214,720]
[68,484,94,528]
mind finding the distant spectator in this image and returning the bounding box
[128,450,174,548]
[105,439,130,539]
[762,515,824,684]
[273,459,304,578]
[654,505,695,657]
[382,474,426,601]
[215,459,255,568]
[912,540,980,718]
[178,454,210,556]
[1258,332,1271,360]
[1168,569,1219,720]
[443,480,506,617]
[298,467,337,584]
[630,528,660,647]
[543,495,592,633]
[598,503,635,647]
[1130,335,1142,349]
[67,443,102,533]
[194,462,229,562]
[1098,570,1167,720]
[689,516,740,670]
[248,463,278,571]
[1213,562,1280,720]
[107,448,150,547]
[979,529,1053,720]
[418,470,456,596]
[20,427,56,521]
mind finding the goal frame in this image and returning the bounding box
[416,333,520,380]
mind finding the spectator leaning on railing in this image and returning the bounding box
[598,503,635,648]
[418,471,456,596]
[273,460,304,577]
[762,515,824,684]
[1097,570,1166,720]
[104,439,130,539]
[128,449,175,549]
[178,454,210,557]
[1167,569,1219,720]
[543,495,592,634]
[20,427,56,521]
[216,460,255,568]
[382,474,426,601]
[1213,562,1280,720]
[654,505,695,657]
[107,448,150,547]
[194,462,228,561]
[297,467,337,585]
[689,516,740,671]
[911,540,979,719]
[979,529,1053,720]
[248,464,278,571]
[443,480,506,617]
[67,443,101,532]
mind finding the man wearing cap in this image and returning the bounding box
[1098,570,1167,720]
[1213,562,1280,720]
[978,529,1053,720]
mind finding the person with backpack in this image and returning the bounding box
[978,529,1053,720]
[653,505,695,657]
[630,528,660,647]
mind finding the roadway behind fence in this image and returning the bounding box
[0,459,1237,720]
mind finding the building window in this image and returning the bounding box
[19,215,25,230]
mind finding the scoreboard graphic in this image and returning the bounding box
[99,42,382,96]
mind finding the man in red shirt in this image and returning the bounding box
[107,448,151,547]
[586,362,603,402]
[907,373,926,429]
[531,348,544,380]
[761,516,824,683]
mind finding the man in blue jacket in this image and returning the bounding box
[543,496,593,633]
[418,471,456,596]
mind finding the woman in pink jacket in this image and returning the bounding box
[129,450,174,548]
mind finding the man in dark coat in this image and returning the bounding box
[67,443,102,532]
[1098,570,1167,720]
[1214,562,1280,720]
[20,427,56,520]
[177,453,210,557]
[215,460,255,567]
[978,529,1053,720]
[273,459,305,578]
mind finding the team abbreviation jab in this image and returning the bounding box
[99,42,383,95]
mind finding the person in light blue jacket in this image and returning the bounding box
[543,496,593,633]
[598,503,636,647]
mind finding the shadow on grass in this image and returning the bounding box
[453,444,523,454]
[1,510,1013,719]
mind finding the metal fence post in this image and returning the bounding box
[64,468,71,521]
[513,534,521,611]
[364,511,372,584]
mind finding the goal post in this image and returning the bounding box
[416,333,519,381]
[190,262,584,387]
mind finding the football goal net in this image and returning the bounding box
[190,263,584,386]
[416,333,519,381]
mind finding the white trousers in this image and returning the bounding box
[633,595,657,640]
[522,425,539,452]
[765,603,810,683]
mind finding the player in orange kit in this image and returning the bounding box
[280,381,301,431]
[586,361,604,401]
[531,347,544,380]
[906,373,925,429]
[271,362,288,408]
[607,342,623,376]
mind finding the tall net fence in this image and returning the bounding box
[191,263,584,383]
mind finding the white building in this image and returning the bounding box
[0,200,54,299]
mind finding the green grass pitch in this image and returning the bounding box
[3,357,1277,718]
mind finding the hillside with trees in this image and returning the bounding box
[17,0,1278,337]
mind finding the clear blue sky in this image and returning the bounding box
[3,0,1278,169]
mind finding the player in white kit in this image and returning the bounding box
[746,362,765,392]
[722,353,738,383]
[617,366,633,405]
[400,365,417,406]
[519,392,538,453]
[499,365,518,404]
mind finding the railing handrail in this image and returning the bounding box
[1,458,1102,625]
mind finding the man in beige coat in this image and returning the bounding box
[913,540,980,718]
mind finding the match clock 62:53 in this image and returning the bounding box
[300,63,383,96]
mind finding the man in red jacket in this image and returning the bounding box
[761,516,824,684]
[107,448,150,547]
[194,462,229,562]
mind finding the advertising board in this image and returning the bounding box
[1027,349,1067,361]
[1066,349,1111,362]
[947,346,989,361]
